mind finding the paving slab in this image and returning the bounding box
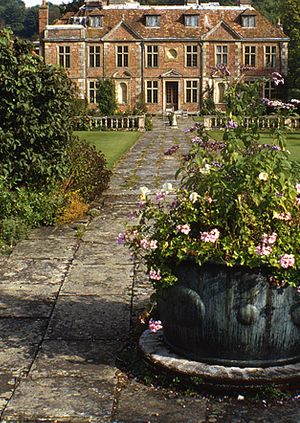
[46,295,130,341]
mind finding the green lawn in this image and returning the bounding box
[209,130,300,161]
[74,131,141,169]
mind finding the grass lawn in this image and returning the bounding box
[209,130,300,161]
[74,131,141,169]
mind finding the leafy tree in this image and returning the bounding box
[0,28,77,188]
[280,0,300,99]
[97,78,117,116]
[2,0,25,33]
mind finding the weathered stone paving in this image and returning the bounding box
[0,117,299,422]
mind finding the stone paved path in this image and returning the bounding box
[0,117,299,422]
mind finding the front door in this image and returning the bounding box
[166,82,178,111]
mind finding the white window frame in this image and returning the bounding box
[146,45,159,68]
[244,45,256,67]
[185,45,198,67]
[265,45,277,69]
[58,46,70,68]
[184,15,199,27]
[145,15,160,27]
[185,80,198,103]
[88,80,97,104]
[216,45,228,66]
[146,80,158,104]
[89,45,101,68]
[116,45,129,67]
[242,15,256,27]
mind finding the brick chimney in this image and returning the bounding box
[38,0,49,35]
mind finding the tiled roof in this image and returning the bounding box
[55,5,287,40]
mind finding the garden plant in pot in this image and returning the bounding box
[120,75,300,369]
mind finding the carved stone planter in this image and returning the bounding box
[157,262,300,368]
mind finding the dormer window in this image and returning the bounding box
[70,16,87,26]
[241,15,256,27]
[89,15,103,27]
[184,14,198,27]
[146,15,160,27]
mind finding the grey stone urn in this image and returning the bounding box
[157,262,300,368]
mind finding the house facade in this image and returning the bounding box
[39,0,288,114]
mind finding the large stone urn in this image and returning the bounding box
[157,262,300,368]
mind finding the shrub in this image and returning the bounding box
[0,29,77,189]
[97,78,117,116]
[66,137,111,202]
[57,191,89,225]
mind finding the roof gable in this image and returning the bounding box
[202,20,242,40]
[103,20,142,40]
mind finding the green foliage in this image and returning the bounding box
[280,0,300,98]
[0,175,64,251]
[66,137,111,202]
[97,78,117,116]
[123,76,300,290]
[0,29,77,188]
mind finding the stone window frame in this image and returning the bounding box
[215,45,228,66]
[264,45,277,69]
[244,45,256,67]
[185,80,198,103]
[88,80,97,104]
[185,45,198,67]
[184,15,199,27]
[89,45,101,68]
[146,80,159,104]
[116,45,129,68]
[145,15,160,28]
[263,80,275,99]
[58,45,71,68]
[146,45,159,68]
[241,15,256,28]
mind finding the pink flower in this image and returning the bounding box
[279,254,295,269]
[296,198,300,206]
[149,269,162,281]
[255,245,272,256]
[261,232,277,245]
[200,228,220,243]
[116,232,126,245]
[140,238,149,250]
[176,224,191,235]
[296,184,300,194]
[149,318,163,333]
[156,191,166,202]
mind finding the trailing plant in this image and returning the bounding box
[119,74,300,291]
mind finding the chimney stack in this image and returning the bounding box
[38,0,49,35]
[238,0,252,5]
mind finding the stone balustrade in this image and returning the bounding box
[75,115,145,131]
[203,115,300,130]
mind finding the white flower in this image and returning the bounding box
[162,182,173,193]
[200,164,211,174]
[258,172,268,181]
[189,192,200,203]
[140,186,150,200]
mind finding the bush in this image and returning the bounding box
[66,137,111,202]
[57,191,89,225]
[0,29,77,189]
[97,78,117,116]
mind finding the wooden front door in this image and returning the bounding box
[166,82,178,111]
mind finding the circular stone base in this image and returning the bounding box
[139,330,300,387]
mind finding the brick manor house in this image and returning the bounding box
[38,0,288,113]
